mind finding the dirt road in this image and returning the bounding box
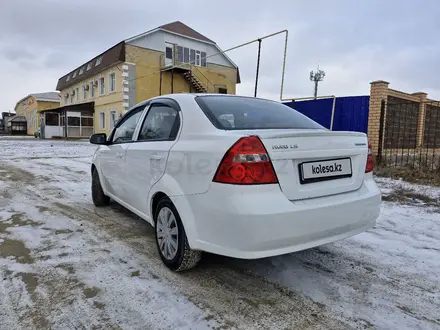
[1,140,439,330]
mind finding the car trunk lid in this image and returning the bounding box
[254,129,368,200]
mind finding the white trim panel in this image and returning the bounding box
[126,29,237,68]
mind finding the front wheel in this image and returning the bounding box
[92,168,110,207]
[155,197,201,271]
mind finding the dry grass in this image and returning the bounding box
[375,165,440,186]
[379,150,440,172]
[381,187,440,207]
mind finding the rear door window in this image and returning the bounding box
[137,104,180,141]
[195,95,323,130]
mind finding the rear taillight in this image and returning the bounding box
[213,136,278,184]
[365,143,374,173]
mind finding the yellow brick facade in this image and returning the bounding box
[367,81,389,154]
[197,63,237,95]
[125,45,163,102]
[59,64,125,135]
[14,96,60,135]
[58,44,238,136]
[38,101,60,111]
[125,44,238,100]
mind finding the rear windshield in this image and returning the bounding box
[195,95,324,130]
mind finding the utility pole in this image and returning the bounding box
[309,66,326,99]
[254,39,262,97]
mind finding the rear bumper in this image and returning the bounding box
[171,174,381,259]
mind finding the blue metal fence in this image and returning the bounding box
[284,96,370,133]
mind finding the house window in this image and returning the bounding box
[72,70,77,78]
[176,46,183,63]
[100,112,106,129]
[81,117,94,127]
[100,77,105,95]
[165,47,173,59]
[109,73,116,92]
[110,110,117,129]
[86,63,92,71]
[45,113,59,126]
[68,117,80,126]
[201,52,207,67]
[96,56,102,66]
[76,88,79,101]
[218,88,227,94]
[70,90,75,103]
[195,51,201,66]
[183,47,190,63]
[175,46,207,66]
[66,74,70,82]
[190,49,195,64]
[90,81,95,98]
[83,85,87,100]
[79,67,84,75]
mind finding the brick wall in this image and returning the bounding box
[368,80,437,155]
[368,81,389,153]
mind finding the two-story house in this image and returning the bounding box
[13,92,60,135]
[55,21,240,137]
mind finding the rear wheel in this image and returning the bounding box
[154,197,201,271]
[92,168,110,207]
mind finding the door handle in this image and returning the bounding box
[116,152,123,159]
[150,154,162,161]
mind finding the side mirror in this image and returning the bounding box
[90,133,108,145]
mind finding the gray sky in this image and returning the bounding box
[1,0,439,111]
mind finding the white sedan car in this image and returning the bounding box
[90,94,381,271]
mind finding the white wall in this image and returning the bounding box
[127,30,234,68]
[45,126,63,138]
[128,30,165,52]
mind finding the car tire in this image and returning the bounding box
[92,168,110,207]
[154,197,201,271]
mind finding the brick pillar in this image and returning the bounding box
[368,80,389,155]
[412,92,428,147]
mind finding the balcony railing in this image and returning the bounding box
[160,54,216,93]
